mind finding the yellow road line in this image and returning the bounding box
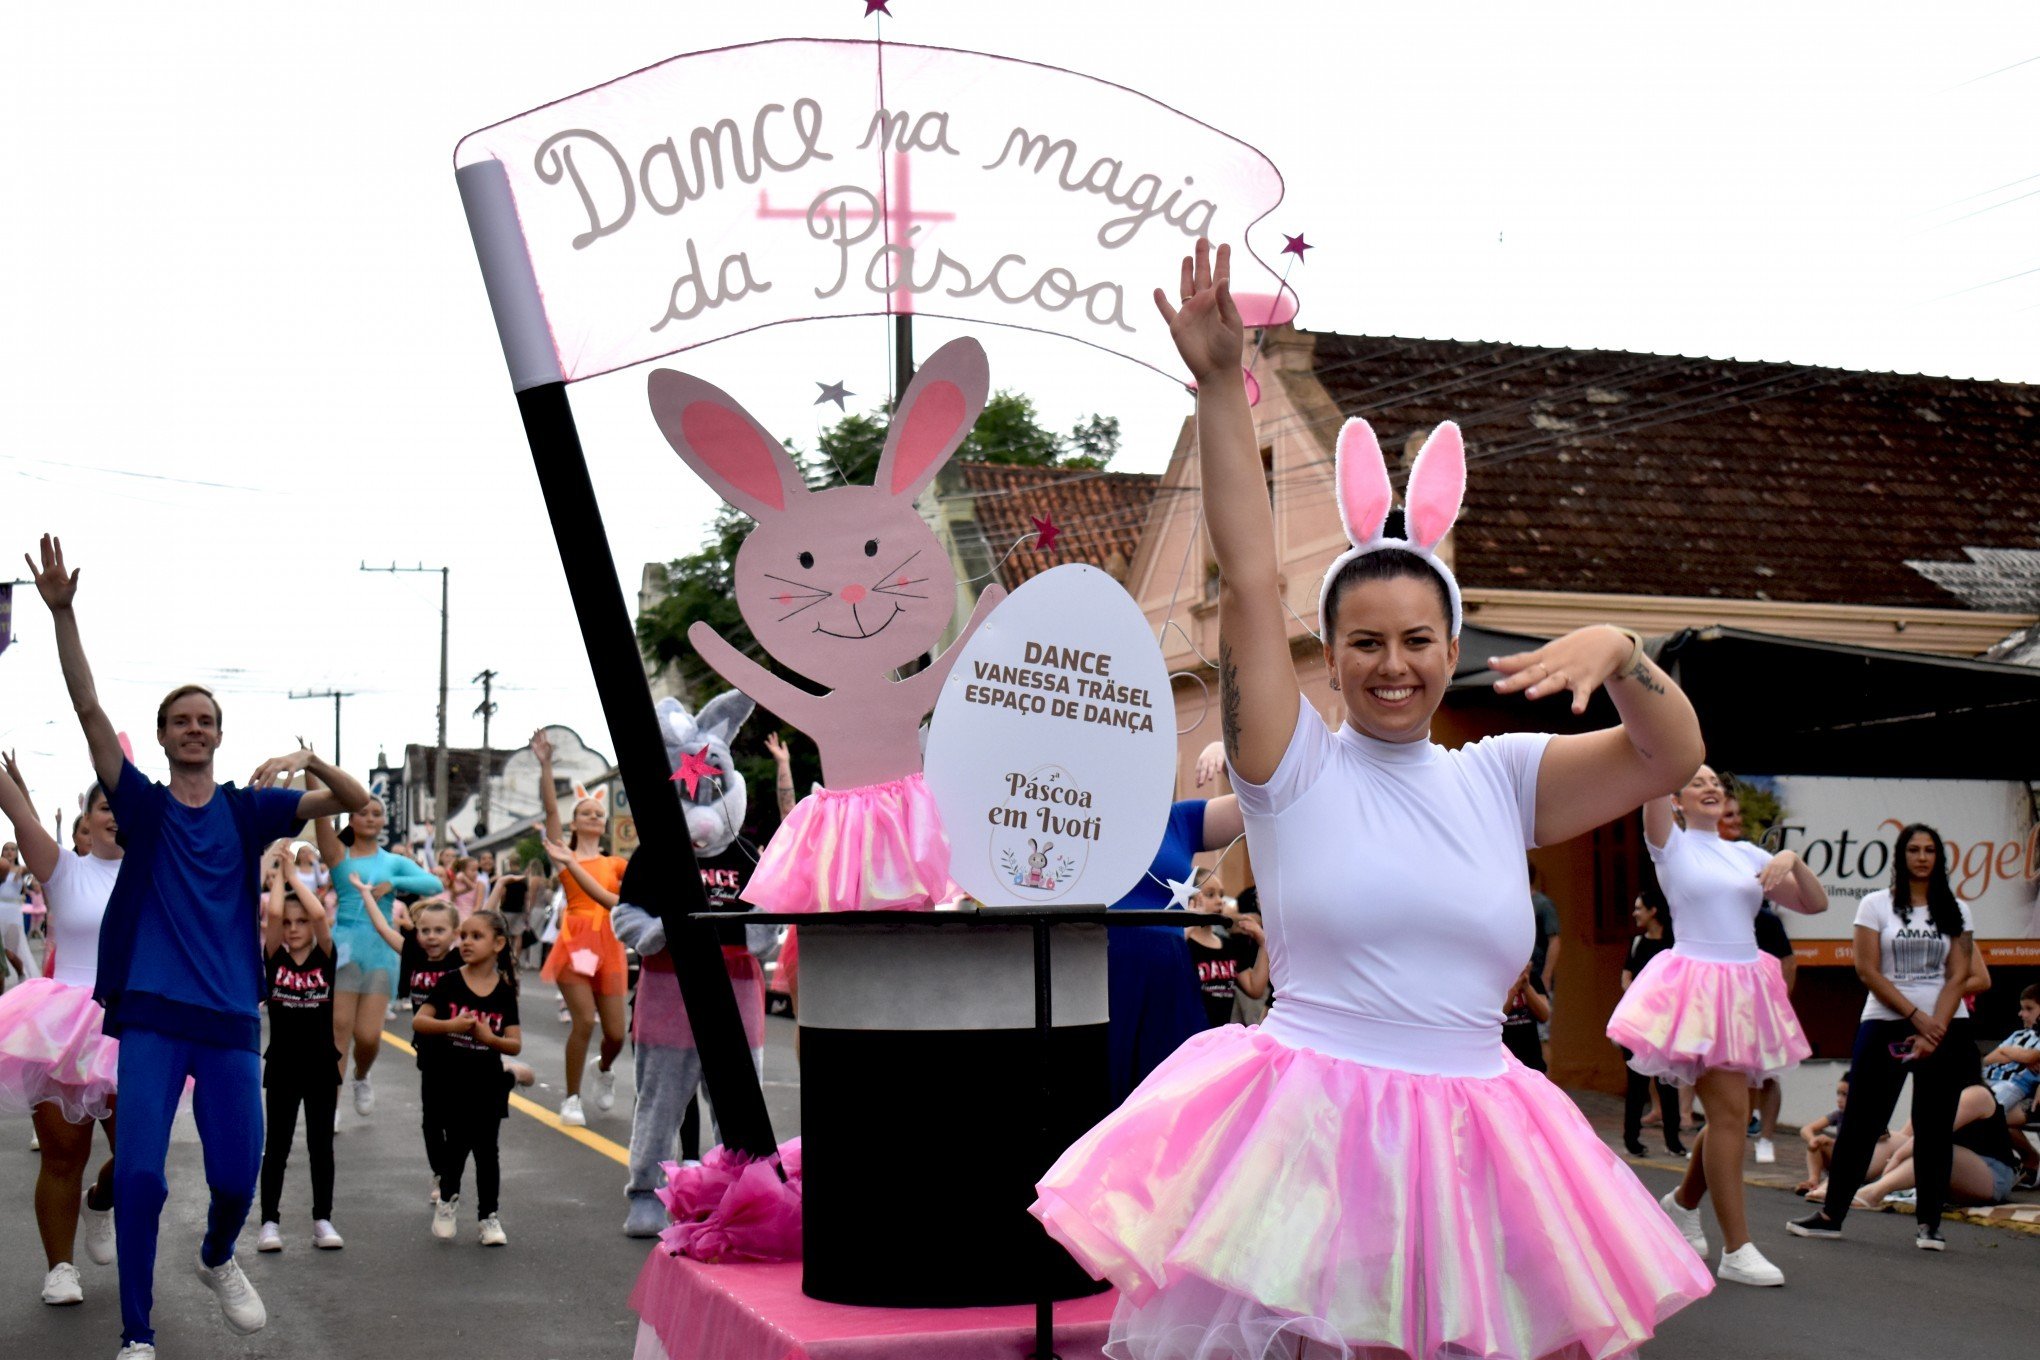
[381,1031,630,1168]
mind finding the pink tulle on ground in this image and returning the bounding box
[1606,949,1810,1087]
[657,1138,802,1263]
[1032,1026,1711,1360]
[741,774,954,913]
[0,979,118,1124]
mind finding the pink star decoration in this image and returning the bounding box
[1281,233,1312,260]
[1031,515,1061,552]
[673,747,722,797]
[864,0,892,14]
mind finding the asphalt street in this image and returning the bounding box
[2,997,2031,1360]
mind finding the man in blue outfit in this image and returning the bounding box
[29,535,370,1360]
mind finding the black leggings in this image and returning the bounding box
[437,1075,506,1218]
[1822,1017,1976,1229]
[1619,1046,1679,1147]
[260,1069,339,1223]
[420,1067,451,1181]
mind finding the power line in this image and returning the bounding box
[1936,53,2040,93]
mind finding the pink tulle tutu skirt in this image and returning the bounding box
[1605,948,1809,1087]
[1032,1025,1712,1360]
[0,979,118,1124]
[741,773,954,913]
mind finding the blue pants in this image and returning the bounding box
[113,1028,262,1346]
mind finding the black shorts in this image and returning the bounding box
[1754,909,1792,960]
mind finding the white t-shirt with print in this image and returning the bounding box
[1855,888,1973,1023]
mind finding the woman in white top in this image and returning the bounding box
[1789,822,1988,1250]
[1607,764,1827,1285]
[1031,242,1715,1360]
[0,761,123,1305]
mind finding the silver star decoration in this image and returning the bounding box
[815,380,854,410]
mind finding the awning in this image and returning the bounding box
[1451,624,2040,780]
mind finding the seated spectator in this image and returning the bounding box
[1796,1076,1850,1194]
[1981,982,2040,1185]
[1854,1083,2023,1211]
[1184,871,1267,1030]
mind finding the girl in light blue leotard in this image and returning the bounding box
[311,792,444,1116]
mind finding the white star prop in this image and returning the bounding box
[1164,875,1197,909]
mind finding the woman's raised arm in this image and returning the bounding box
[1156,241,1299,783]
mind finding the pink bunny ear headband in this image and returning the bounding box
[1317,418,1468,638]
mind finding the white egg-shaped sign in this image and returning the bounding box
[925,564,1175,908]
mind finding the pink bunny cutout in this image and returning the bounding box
[1318,417,1468,637]
[648,337,1006,912]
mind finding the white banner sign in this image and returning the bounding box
[924,564,1175,908]
[455,38,1288,385]
[1748,773,2039,946]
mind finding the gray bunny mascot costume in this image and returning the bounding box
[613,692,770,1237]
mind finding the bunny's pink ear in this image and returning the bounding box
[875,337,990,502]
[1334,418,1393,547]
[648,370,807,520]
[1403,422,1466,552]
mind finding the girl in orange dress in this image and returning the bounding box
[531,731,628,1128]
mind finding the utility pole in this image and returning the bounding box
[472,668,497,835]
[288,687,356,766]
[362,562,450,842]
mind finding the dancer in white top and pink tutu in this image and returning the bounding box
[1032,240,1717,1360]
[0,758,122,1308]
[1606,764,1827,1286]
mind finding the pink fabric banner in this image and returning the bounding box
[455,39,1288,385]
[628,1250,1114,1360]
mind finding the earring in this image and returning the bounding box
[1329,677,1341,692]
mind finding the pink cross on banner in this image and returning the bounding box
[454,38,1289,390]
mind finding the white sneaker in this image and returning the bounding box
[256,1221,284,1253]
[312,1219,344,1249]
[29,1127,39,1151]
[194,1254,267,1334]
[560,1095,586,1127]
[1718,1242,1785,1287]
[82,1198,116,1265]
[432,1193,459,1240]
[41,1262,83,1305]
[1659,1189,1708,1257]
[478,1214,508,1247]
[352,1077,375,1116]
[1754,1137,1777,1165]
[594,1067,617,1112]
[115,1344,157,1359]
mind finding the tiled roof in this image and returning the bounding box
[1296,333,2039,606]
[951,462,1161,586]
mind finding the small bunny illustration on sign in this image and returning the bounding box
[649,337,1007,912]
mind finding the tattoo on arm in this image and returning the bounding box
[776,780,795,818]
[1624,655,1667,697]
[1219,639,1242,763]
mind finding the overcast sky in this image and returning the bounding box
[4,1,2034,825]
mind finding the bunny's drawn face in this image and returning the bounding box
[651,338,992,688]
[735,485,952,676]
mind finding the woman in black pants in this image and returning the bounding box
[1619,884,1685,1157]
[1790,823,1987,1250]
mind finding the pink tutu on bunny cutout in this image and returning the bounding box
[743,774,955,914]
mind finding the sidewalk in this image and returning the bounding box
[1563,1085,2040,1235]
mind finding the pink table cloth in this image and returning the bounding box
[630,1249,1114,1360]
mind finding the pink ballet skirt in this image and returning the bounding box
[741,773,955,913]
[1605,947,1809,1087]
[0,979,119,1124]
[1032,1025,1712,1360]
[657,1137,802,1263]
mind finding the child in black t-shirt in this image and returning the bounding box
[358,882,464,1197]
[257,846,344,1253]
[414,908,522,1247]
[1502,965,1550,1073]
